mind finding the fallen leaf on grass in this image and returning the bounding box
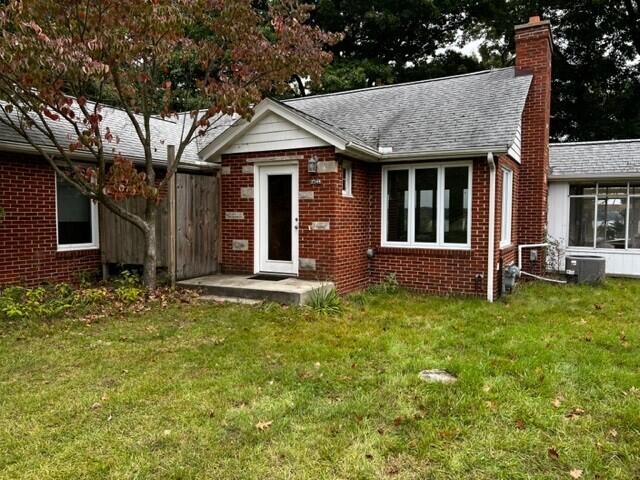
[608,429,618,438]
[91,402,102,410]
[620,333,629,347]
[548,447,559,460]
[626,386,640,397]
[255,420,272,431]
[515,419,526,430]
[569,468,583,479]
[385,464,400,476]
[565,407,586,420]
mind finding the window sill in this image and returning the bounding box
[342,192,353,198]
[380,242,470,250]
[57,244,100,253]
[500,242,514,250]
[566,246,640,254]
[376,245,472,257]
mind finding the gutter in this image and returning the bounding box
[342,143,510,162]
[0,139,216,172]
[549,172,640,181]
[486,152,497,302]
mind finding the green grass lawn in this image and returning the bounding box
[1,280,639,479]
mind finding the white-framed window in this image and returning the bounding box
[381,162,472,249]
[342,160,352,197]
[500,168,513,247]
[568,182,640,250]
[55,174,99,251]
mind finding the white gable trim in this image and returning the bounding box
[199,98,349,161]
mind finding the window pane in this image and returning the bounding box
[596,196,627,249]
[629,197,640,248]
[386,170,409,242]
[598,184,627,197]
[342,165,351,194]
[444,166,469,244]
[569,197,595,247]
[414,168,437,243]
[56,177,92,245]
[629,183,640,195]
[570,184,596,196]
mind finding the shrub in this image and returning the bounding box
[113,270,143,303]
[307,287,342,316]
[368,273,400,294]
[0,285,75,320]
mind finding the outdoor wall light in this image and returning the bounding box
[308,156,318,174]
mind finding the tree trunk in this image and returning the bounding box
[142,202,158,291]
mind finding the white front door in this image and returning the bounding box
[255,164,299,275]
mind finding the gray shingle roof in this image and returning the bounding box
[550,140,640,178]
[282,67,532,155]
[0,102,232,167]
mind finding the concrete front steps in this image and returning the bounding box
[177,274,335,305]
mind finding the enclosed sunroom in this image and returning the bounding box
[548,140,640,276]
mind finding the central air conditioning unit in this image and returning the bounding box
[565,255,606,284]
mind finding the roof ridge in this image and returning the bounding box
[283,67,518,103]
[551,139,640,147]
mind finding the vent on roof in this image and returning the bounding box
[378,146,393,154]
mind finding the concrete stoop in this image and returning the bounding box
[178,274,335,305]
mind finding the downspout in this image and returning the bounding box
[486,152,497,302]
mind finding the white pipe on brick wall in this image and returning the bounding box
[486,152,496,302]
[517,243,548,270]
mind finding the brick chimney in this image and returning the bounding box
[514,16,553,271]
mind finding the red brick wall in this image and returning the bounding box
[0,154,101,287]
[332,156,371,292]
[220,150,511,296]
[369,157,490,296]
[220,147,340,282]
[515,19,552,273]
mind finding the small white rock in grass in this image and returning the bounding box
[419,369,457,384]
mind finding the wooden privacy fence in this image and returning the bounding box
[100,171,219,280]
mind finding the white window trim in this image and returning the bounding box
[500,167,513,248]
[342,160,353,197]
[567,181,640,250]
[381,161,472,250]
[55,174,100,252]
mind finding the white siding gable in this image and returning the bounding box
[222,112,329,155]
[507,123,522,163]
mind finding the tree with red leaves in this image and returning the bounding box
[0,0,338,289]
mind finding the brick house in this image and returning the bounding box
[0,104,222,287]
[200,17,553,301]
[0,16,553,300]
